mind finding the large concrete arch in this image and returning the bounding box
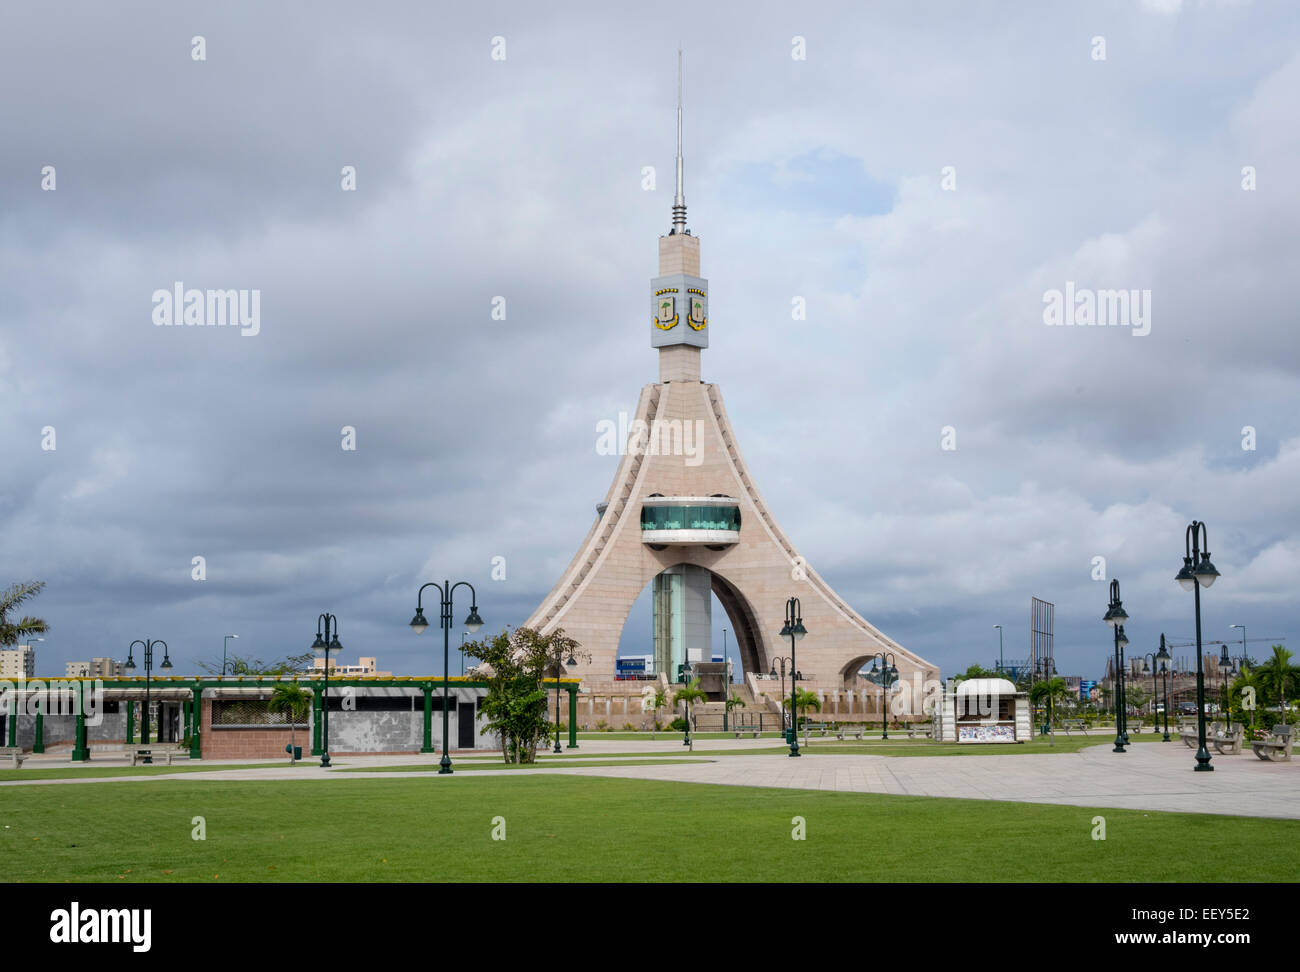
[524,376,937,701]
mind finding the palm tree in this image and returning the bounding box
[1029,677,1072,730]
[785,688,822,747]
[1256,646,1300,726]
[0,580,49,647]
[724,692,746,731]
[673,679,708,751]
[645,688,668,739]
[268,684,312,764]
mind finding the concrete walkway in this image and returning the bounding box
[5,741,1298,820]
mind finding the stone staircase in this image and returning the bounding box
[689,683,782,732]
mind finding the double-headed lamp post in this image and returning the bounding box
[123,639,172,763]
[1103,580,1130,753]
[769,657,791,733]
[1142,635,1173,742]
[1116,625,1131,744]
[553,649,578,753]
[863,653,898,739]
[779,596,807,758]
[1216,644,1237,720]
[1176,519,1221,772]
[311,614,342,768]
[409,579,483,775]
[681,661,694,747]
[1230,623,1253,729]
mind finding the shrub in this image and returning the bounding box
[595,720,610,732]
[669,717,688,732]
[622,722,637,731]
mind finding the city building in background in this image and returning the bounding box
[312,655,392,678]
[1,645,37,678]
[64,658,124,678]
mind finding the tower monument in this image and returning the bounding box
[526,54,937,716]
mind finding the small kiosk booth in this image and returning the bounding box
[934,677,1031,743]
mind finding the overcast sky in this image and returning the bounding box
[2,0,1296,681]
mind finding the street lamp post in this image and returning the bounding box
[769,657,789,732]
[721,628,730,731]
[1140,648,1163,738]
[1157,634,1172,741]
[553,649,577,753]
[1117,625,1130,744]
[680,661,694,747]
[1216,644,1235,722]
[1103,580,1129,753]
[123,639,172,763]
[1230,624,1252,730]
[222,633,239,675]
[862,653,898,739]
[1034,656,1058,733]
[994,624,1004,674]
[409,579,483,775]
[779,596,807,758]
[1176,519,1221,772]
[311,615,342,768]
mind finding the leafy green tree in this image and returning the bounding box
[198,651,315,676]
[268,684,311,763]
[785,687,822,746]
[950,663,998,687]
[1125,686,1150,723]
[673,678,708,751]
[465,626,584,764]
[0,580,49,647]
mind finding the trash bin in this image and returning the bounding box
[285,744,303,760]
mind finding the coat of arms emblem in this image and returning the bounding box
[654,289,679,330]
[687,289,707,330]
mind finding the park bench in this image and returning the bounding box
[906,723,933,739]
[1250,725,1292,762]
[835,727,865,741]
[1060,720,1089,736]
[0,747,27,769]
[732,727,761,739]
[1181,721,1223,748]
[1210,723,1245,756]
[129,748,188,766]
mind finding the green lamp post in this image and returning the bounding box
[409,579,483,774]
[1176,519,1221,772]
[124,638,172,763]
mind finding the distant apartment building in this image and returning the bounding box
[64,657,125,678]
[1,645,36,678]
[312,655,392,678]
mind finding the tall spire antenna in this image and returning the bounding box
[672,48,688,235]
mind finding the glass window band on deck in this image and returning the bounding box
[640,505,741,531]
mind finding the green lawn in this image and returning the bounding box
[683,736,1168,757]
[510,737,1167,759]
[2,775,1295,882]
[335,759,702,772]
[0,762,317,782]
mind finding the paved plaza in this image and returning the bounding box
[4,739,1297,820]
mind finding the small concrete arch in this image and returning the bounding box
[612,561,769,683]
